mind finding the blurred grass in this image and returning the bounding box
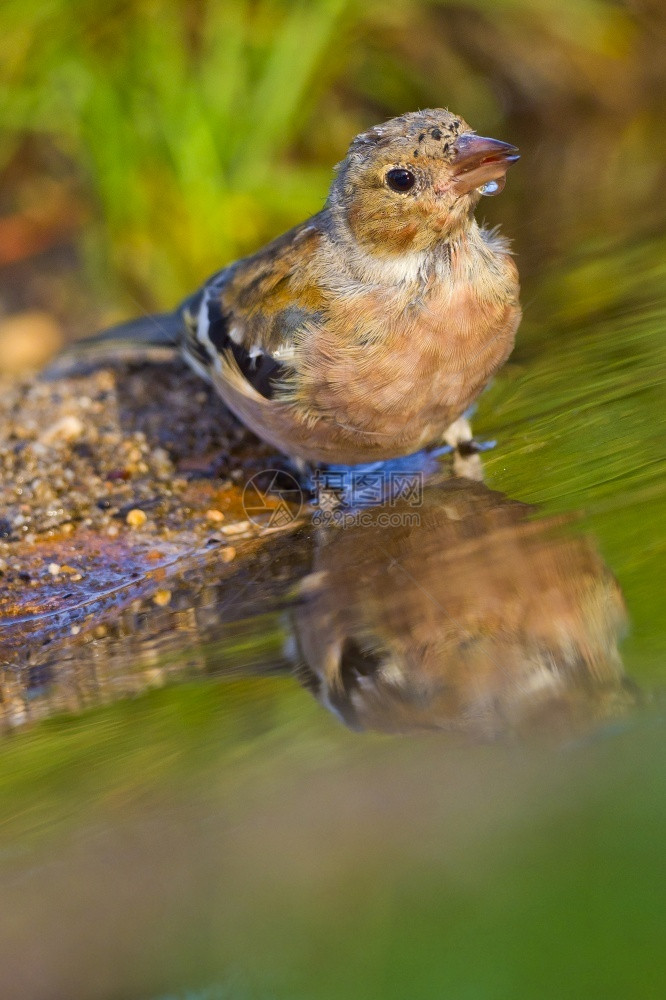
[2,0,664,316]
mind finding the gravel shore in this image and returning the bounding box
[0,359,285,692]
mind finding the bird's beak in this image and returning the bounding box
[451,134,520,195]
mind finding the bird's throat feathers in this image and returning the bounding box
[322,205,514,298]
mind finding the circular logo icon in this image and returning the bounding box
[242,469,303,528]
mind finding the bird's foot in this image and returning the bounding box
[441,417,496,482]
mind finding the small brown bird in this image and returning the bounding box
[292,479,631,739]
[82,109,521,465]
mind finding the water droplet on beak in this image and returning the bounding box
[478,180,500,197]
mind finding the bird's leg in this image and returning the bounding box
[287,456,311,481]
[442,415,474,450]
[278,456,344,510]
[442,416,485,482]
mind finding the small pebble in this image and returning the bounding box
[40,415,85,444]
[221,520,251,536]
[206,509,225,522]
[126,508,147,528]
[48,562,61,576]
[152,589,172,607]
[220,546,236,563]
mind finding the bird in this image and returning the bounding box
[291,477,631,739]
[72,109,521,466]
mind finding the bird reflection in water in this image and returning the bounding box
[290,474,633,740]
[3,464,636,743]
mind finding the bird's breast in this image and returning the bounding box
[214,244,520,463]
[297,258,520,436]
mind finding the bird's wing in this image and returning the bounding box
[180,217,326,401]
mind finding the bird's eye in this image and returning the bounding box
[385,168,416,193]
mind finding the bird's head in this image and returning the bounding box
[329,109,519,257]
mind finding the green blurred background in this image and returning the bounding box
[1,0,666,335]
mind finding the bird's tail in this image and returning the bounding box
[44,311,183,379]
